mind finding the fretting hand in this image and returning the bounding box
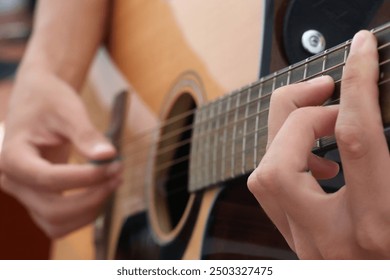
[248,30,390,259]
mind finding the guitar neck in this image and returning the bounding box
[189,21,390,192]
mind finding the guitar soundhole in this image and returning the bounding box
[152,93,196,235]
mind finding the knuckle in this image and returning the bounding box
[354,214,390,256]
[34,172,55,190]
[41,208,62,226]
[335,123,368,159]
[247,160,282,196]
[288,107,314,123]
[289,107,306,119]
[44,224,66,239]
[270,86,293,107]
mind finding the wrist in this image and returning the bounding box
[16,34,88,91]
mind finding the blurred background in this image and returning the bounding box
[0,0,51,259]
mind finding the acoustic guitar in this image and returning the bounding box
[50,0,390,259]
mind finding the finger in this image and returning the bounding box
[336,31,390,195]
[250,78,335,248]
[261,106,338,221]
[267,76,334,148]
[308,154,339,180]
[46,177,122,238]
[56,90,117,162]
[248,171,295,250]
[2,174,122,238]
[249,106,338,248]
[1,144,123,191]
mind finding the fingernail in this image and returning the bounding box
[92,143,114,154]
[350,31,366,54]
[106,161,122,176]
[306,75,333,84]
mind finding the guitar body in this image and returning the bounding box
[101,0,296,259]
[52,0,390,259]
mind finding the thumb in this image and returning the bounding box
[53,82,117,162]
[62,102,116,162]
[72,120,116,162]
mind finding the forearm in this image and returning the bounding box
[18,0,109,90]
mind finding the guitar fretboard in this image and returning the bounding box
[189,22,390,192]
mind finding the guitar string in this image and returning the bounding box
[120,61,390,178]
[118,25,390,148]
[119,40,390,159]
[116,24,390,198]
[119,75,390,193]
[120,55,390,164]
[121,72,390,197]
[120,74,390,198]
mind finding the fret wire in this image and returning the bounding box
[303,59,308,79]
[272,74,277,92]
[124,26,389,148]
[254,83,263,169]
[164,112,343,176]
[221,95,231,181]
[213,99,222,184]
[191,59,349,132]
[238,126,270,164]
[216,95,344,168]
[189,111,199,188]
[190,89,349,175]
[212,101,218,184]
[193,99,269,150]
[212,103,217,184]
[157,121,269,175]
[156,76,390,179]
[242,87,251,173]
[201,106,210,187]
[195,107,202,187]
[193,44,351,130]
[194,97,268,141]
[322,50,328,72]
[155,36,390,186]
[181,39,390,135]
[343,40,350,64]
[158,56,390,162]
[231,91,241,178]
[205,102,214,186]
[287,66,292,85]
[130,26,390,190]
[318,138,322,150]
[194,74,343,149]
[163,54,390,162]
[192,44,389,183]
[195,108,204,188]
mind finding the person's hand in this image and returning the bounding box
[248,30,389,259]
[0,69,123,238]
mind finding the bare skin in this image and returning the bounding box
[248,30,390,259]
[0,0,123,238]
[1,2,388,258]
